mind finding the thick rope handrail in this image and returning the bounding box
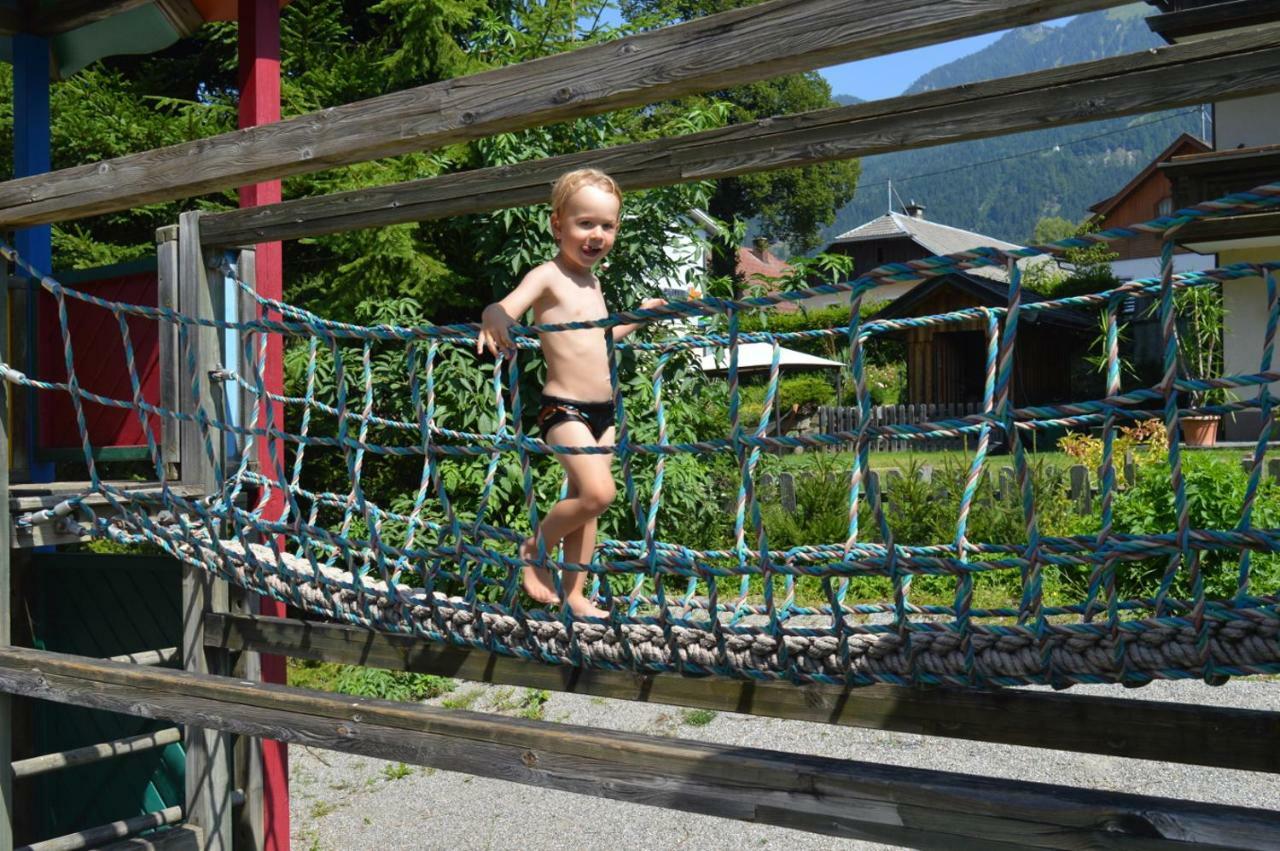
[5,180,1280,688]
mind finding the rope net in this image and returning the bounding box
[8,182,1280,688]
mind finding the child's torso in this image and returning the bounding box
[534,269,613,402]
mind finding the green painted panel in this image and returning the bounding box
[51,5,180,80]
[25,553,185,843]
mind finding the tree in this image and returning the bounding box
[619,0,860,253]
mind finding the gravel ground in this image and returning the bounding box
[288,678,1280,851]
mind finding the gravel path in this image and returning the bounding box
[288,678,1280,851]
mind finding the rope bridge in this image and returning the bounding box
[7,183,1280,689]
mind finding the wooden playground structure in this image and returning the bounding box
[1,1,1280,849]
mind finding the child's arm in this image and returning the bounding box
[477,271,547,356]
[612,297,667,341]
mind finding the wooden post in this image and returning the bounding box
[0,256,13,851]
[237,2,291,843]
[157,226,180,481]
[176,210,233,851]
[12,32,53,486]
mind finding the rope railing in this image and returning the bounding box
[4,181,1280,687]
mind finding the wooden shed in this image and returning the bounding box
[872,272,1094,407]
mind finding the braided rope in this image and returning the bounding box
[6,181,1280,687]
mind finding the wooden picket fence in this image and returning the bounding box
[815,402,983,452]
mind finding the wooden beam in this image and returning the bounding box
[0,0,1126,228]
[0,250,13,851]
[23,0,153,37]
[0,645,1276,850]
[201,23,1280,245]
[153,0,204,38]
[207,613,1280,775]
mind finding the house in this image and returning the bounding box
[1087,132,1215,281]
[803,203,1042,310]
[1147,0,1280,440]
[871,272,1093,407]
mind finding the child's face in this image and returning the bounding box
[551,184,620,273]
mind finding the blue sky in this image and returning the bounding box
[818,17,1075,101]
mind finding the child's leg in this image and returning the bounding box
[520,421,614,615]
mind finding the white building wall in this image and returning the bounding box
[1110,253,1216,282]
[1216,95,1280,150]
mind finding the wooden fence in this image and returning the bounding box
[815,403,983,452]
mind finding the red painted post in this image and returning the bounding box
[238,2,289,848]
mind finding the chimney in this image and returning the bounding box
[753,236,770,256]
[904,200,926,219]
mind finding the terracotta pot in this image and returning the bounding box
[1181,415,1220,447]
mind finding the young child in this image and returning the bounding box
[476,168,664,618]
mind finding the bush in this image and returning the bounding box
[738,373,835,423]
[1089,453,1280,602]
[841,361,905,406]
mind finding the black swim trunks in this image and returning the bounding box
[537,394,615,441]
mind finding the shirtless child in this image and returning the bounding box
[476,168,663,618]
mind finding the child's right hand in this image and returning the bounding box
[477,304,516,357]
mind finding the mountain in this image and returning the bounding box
[818,5,1203,248]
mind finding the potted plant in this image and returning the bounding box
[1174,284,1226,447]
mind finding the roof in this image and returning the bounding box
[871,271,1094,330]
[1,1,294,80]
[737,246,791,285]
[1088,132,1210,218]
[828,211,1037,282]
[698,342,843,373]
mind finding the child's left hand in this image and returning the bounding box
[638,297,667,312]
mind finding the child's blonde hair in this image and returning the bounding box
[550,168,622,216]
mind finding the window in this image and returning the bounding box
[1157,196,1174,217]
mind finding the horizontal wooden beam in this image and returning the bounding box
[207,613,1280,775]
[0,0,1125,228]
[0,644,1275,850]
[201,23,1280,245]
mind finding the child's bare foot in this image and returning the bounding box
[520,536,560,605]
[566,595,609,620]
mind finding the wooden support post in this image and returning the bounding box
[156,226,180,481]
[0,645,1277,850]
[0,253,13,851]
[237,3,291,840]
[176,211,233,851]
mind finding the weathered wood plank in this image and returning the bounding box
[0,0,1125,228]
[176,212,219,495]
[178,215,232,851]
[156,226,180,479]
[11,727,181,779]
[205,613,1280,775]
[182,560,232,851]
[202,24,1280,245]
[99,824,203,851]
[0,255,13,851]
[21,806,184,851]
[0,645,1275,850]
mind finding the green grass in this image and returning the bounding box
[382,762,413,781]
[681,708,718,727]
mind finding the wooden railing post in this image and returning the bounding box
[0,255,14,851]
[175,211,233,850]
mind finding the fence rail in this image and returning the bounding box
[816,403,982,452]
